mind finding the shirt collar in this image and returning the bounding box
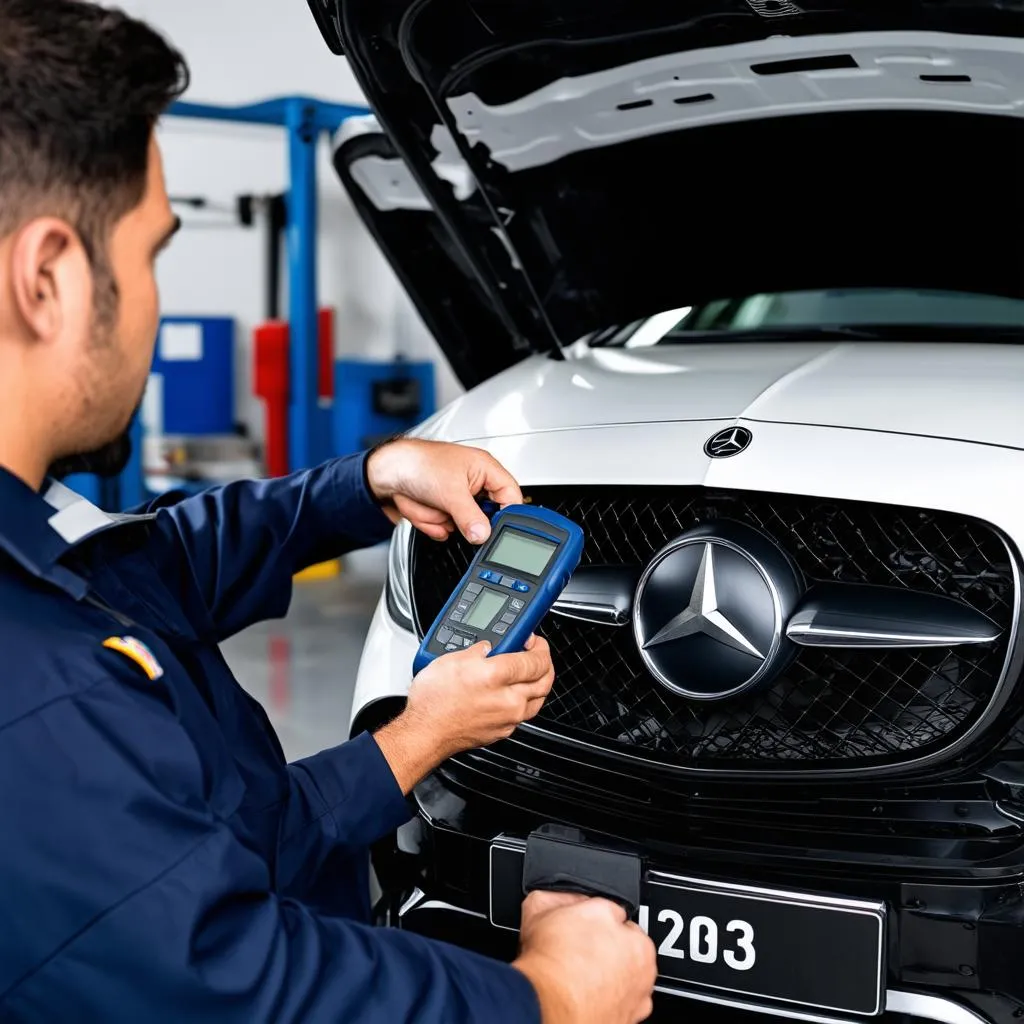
[0,467,121,596]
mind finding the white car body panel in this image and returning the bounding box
[352,592,420,730]
[410,343,1024,448]
[352,348,1024,727]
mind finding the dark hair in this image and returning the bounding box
[0,0,189,262]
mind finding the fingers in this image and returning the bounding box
[419,523,453,542]
[487,636,552,685]
[631,927,658,1024]
[393,494,456,542]
[448,492,493,545]
[519,669,555,702]
[447,639,550,687]
[466,630,548,671]
[633,997,655,1024]
[478,453,524,510]
[374,441,523,545]
[524,695,546,720]
[585,897,629,925]
[459,640,494,659]
[447,449,522,543]
[499,685,550,732]
[494,671,550,736]
[521,889,589,918]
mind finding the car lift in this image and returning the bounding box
[67,95,370,510]
[170,95,371,474]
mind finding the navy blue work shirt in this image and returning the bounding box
[0,455,540,1023]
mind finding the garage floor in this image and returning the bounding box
[220,546,389,760]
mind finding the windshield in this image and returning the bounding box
[604,289,1024,347]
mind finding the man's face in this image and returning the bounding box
[52,137,179,479]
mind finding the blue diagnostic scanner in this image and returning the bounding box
[413,504,584,675]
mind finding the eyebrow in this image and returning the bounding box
[154,216,182,256]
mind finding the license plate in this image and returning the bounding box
[489,842,886,1018]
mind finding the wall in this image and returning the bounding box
[115,0,463,441]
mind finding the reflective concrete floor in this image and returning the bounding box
[220,546,389,760]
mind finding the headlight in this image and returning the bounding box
[385,518,415,633]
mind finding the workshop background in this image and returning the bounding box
[107,0,458,760]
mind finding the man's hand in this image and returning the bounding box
[366,438,522,544]
[513,891,658,1024]
[374,634,555,795]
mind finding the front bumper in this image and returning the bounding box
[377,772,1024,1024]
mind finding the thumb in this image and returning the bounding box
[449,639,492,660]
[449,494,492,545]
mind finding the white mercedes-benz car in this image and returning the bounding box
[309,1,1024,1021]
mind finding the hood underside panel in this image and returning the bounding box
[323,1,1024,383]
[440,108,1023,336]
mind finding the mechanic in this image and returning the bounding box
[0,2,657,1022]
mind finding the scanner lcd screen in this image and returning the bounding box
[465,589,507,630]
[489,529,557,576]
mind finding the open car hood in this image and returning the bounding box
[312,0,1024,388]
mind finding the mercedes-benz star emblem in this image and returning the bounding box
[644,543,765,659]
[633,522,802,701]
[704,427,752,459]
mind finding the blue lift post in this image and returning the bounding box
[167,96,370,473]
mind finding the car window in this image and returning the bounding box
[612,289,1024,347]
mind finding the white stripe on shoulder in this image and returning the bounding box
[43,481,115,544]
[47,501,116,544]
[43,479,157,544]
[41,479,85,512]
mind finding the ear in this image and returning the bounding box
[9,217,91,343]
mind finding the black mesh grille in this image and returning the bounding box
[411,488,1018,772]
